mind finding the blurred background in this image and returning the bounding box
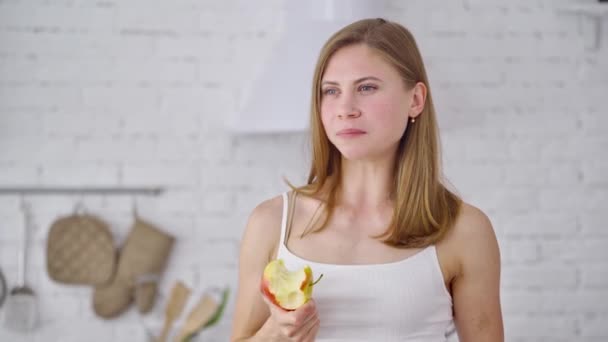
[0,0,607,341]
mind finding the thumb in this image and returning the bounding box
[261,293,271,305]
[297,298,317,314]
[261,291,281,311]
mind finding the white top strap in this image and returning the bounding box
[279,192,289,247]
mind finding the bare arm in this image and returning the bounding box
[452,205,504,341]
[230,197,281,341]
[231,195,321,342]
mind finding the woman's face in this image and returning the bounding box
[320,44,416,162]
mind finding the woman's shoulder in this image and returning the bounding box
[239,192,287,259]
[248,192,284,223]
[245,192,286,235]
[441,201,500,273]
[453,202,494,237]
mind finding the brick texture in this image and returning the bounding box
[0,0,606,341]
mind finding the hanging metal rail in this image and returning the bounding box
[0,187,165,196]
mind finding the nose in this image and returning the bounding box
[338,108,361,119]
[337,93,361,119]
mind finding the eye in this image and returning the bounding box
[358,84,378,93]
[322,88,339,96]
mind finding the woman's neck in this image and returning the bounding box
[337,154,396,210]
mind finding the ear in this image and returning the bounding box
[409,82,427,119]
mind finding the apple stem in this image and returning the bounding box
[312,273,324,286]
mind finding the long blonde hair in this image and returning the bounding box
[288,18,461,248]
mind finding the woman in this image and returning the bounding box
[231,18,503,342]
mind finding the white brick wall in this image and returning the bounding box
[0,0,606,341]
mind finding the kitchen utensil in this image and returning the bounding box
[0,266,6,308]
[158,281,191,342]
[173,293,218,342]
[3,197,38,332]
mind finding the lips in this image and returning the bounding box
[337,128,366,136]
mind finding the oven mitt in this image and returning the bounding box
[92,218,175,319]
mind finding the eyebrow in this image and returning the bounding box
[321,76,383,86]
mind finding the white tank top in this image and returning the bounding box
[276,192,455,342]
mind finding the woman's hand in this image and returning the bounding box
[261,295,320,342]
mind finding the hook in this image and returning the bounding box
[19,193,26,214]
[73,192,86,215]
[131,195,139,220]
[19,193,31,222]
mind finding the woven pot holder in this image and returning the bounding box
[46,214,116,286]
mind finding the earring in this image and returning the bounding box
[411,118,415,123]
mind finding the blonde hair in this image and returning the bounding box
[288,18,461,248]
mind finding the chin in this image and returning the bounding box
[337,147,376,161]
[336,142,398,162]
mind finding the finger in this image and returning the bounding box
[265,302,299,327]
[291,310,318,337]
[291,298,315,317]
[261,293,285,313]
[262,295,316,329]
[282,314,315,339]
[300,298,316,310]
[261,294,280,315]
[260,294,294,327]
[260,293,274,307]
[293,307,317,330]
[297,301,319,340]
[278,305,317,337]
[296,316,320,342]
[276,312,298,329]
[292,299,317,324]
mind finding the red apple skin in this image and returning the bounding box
[260,277,288,310]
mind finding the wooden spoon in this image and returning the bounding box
[173,293,218,342]
[158,281,191,342]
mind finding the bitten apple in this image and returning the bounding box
[260,259,323,311]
